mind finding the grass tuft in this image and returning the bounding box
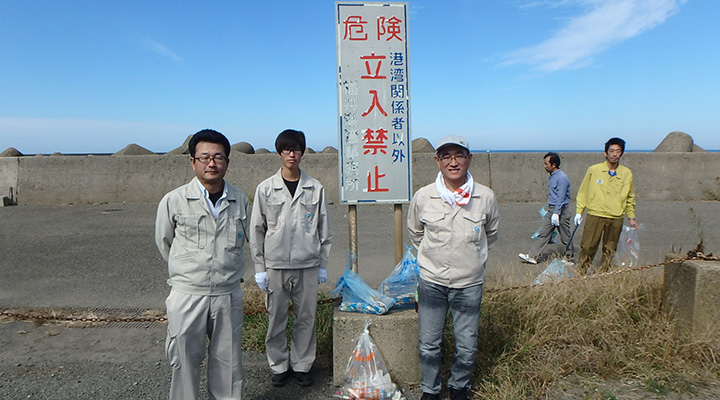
[472,270,720,398]
[241,285,334,369]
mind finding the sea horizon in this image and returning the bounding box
[472,149,720,153]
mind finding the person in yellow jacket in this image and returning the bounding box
[574,137,639,273]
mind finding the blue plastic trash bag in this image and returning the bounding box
[377,247,419,311]
[331,252,396,315]
[533,259,574,285]
[613,224,645,268]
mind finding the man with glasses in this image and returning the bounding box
[249,129,332,388]
[155,129,249,399]
[407,134,499,400]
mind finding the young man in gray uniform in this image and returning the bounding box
[155,129,249,399]
[250,129,332,388]
[407,134,499,400]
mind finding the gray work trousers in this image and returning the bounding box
[165,288,244,400]
[529,204,574,259]
[265,267,319,374]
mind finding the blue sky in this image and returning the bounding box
[1,0,718,154]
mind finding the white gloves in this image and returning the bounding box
[574,213,583,226]
[257,269,327,289]
[551,213,560,226]
[255,272,269,291]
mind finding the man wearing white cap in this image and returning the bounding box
[407,134,500,400]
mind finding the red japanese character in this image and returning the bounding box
[377,16,403,41]
[360,53,386,80]
[361,90,388,117]
[362,128,389,155]
[343,16,368,41]
[367,165,389,192]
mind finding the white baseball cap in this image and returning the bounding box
[435,134,470,153]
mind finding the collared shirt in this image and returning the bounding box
[195,179,228,220]
[155,177,249,295]
[547,169,571,212]
[407,181,499,289]
[576,162,636,219]
[249,169,332,272]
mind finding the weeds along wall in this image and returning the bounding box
[1,152,719,205]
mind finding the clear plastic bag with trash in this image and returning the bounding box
[533,259,575,285]
[613,224,646,268]
[333,318,404,400]
[331,252,396,315]
[531,206,558,243]
[377,246,419,311]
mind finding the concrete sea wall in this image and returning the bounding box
[1,152,719,205]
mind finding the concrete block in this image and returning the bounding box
[692,143,707,152]
[0,158,19,204]
[663,256,720,338]
[333,308,420,387]
[654,131,693,152]
[411,137,435,153]
[488,152,547,202]
[231,142,255,154]
[113,143,155,155]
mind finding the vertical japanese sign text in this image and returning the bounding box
[336,2,412,203]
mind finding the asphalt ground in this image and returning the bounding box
[1,200,718,399]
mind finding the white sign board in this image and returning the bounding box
[336,2,412,203]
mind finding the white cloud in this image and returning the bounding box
[501,0,685,71]
[139,36,183,62]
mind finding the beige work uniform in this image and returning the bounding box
[407,182,499,288]
[249,169,332,374]
[156,178,248,399]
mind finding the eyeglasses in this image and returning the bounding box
[281,148,302,155]
[193,155,228,165]
[439,153,469,163]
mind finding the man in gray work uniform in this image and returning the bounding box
[250,129,332,388]
[156,129,248,400]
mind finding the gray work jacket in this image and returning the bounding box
[249,169,332,272]
[155,177,249,295]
